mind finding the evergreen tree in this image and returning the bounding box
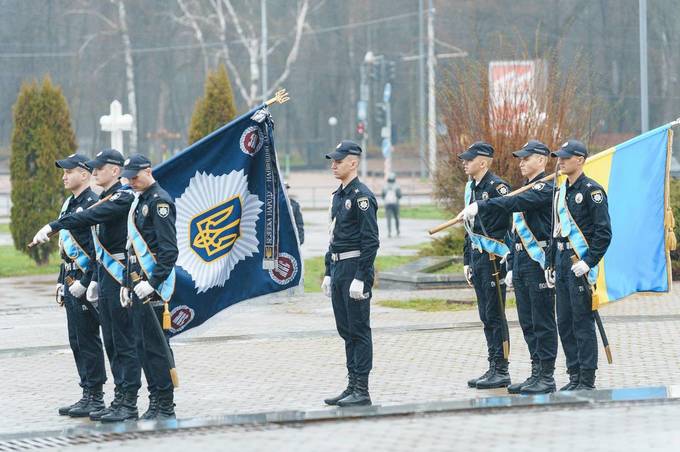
[188,64,238,144]
[10,76,77,265]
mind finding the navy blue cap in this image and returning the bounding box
[325,140,363,160]
[458,141,495,161]
[121,154,152,179]
[55,153,92,173]
[513,140,551,158]
[551,140,588,158]
[87,149,125,169]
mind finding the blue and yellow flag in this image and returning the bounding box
[152,105,302,336]
[582,123,676,304]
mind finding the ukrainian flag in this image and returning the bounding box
[581,123,676,303]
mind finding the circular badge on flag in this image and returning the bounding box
[170,305,195,334]
[240,126,265,157]
[269,252,299,285]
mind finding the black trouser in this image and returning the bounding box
[471,250,507,362]
[98,268,141,392]
[132,296,173,393]
[555,248,598,370]
[64,295,87,388]
[330,258,373,377]
[385,204,400,236]
[512,249,558,363]
[65,276,106,388]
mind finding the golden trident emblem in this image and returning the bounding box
[192,200,241,259]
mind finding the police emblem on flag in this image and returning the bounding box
[169,305,195,334]
[175,170,263,293]
[269,252,299,285]
[240,125,265,156]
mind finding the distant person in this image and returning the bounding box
[285,182,304,245]
[381,173,402,237]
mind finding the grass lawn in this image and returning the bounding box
[0,245,60,277]
[379,297,517,312]
[378,204,449,220]
[304,255,414,293]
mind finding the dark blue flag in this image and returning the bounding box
[153,105,302,336]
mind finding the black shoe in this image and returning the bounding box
[507,361,540,394]
[337,375,372,407]
[59,388,89,416]
[68,386,105,417]
[101,390,139,423]
[467,362,495,388]
[521,360,556,394]
[575,369,596,390]
[140,392,159,420]
[476,360,511,389]
[324,374,355,406]
[155,390,176,420]
[90,386,123,421]
[559,367,580,391]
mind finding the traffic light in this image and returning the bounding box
[386,61,396,81]
[375,103,387,125]
[356,121,365,136]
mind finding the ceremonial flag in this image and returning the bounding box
[153,105,302,336]
[582,123,676,303]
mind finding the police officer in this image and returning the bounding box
[122,154,179,418]
[548,140,611,390]
[285,181,305,245]
[35,154,107,416]
[458,142,513,390]
[321,141,379,407]
[33,149,141,421]
[463,141,558,394]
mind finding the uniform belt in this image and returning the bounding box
[330,250,361,262]
[62,262,79,271]
[556,241,574,251]
[515,241,548,251]
[111,252,126,261]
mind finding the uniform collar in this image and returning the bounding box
[472,170,492,188]
[335,177,360,196]
[526,172,546,185]
[101,181,122,198]
[73,187,93,203]
[139,182,158,201]
[566,173,587,190]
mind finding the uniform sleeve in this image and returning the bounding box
[464,233,471,266]
[583,188,612,268]
[324,251,331,276]
[292,202,305,245]
[355,195,380,282]
[49,192,134,231]
[148,200,179,289]
[480,183,551,215]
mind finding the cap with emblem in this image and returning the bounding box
[55,153,93,173]
[551,139,588,158]
[325,140,363,160]
[121,154,152,179]
[512,140,551,158]
[458,141,495,161]
[86,148,125,169]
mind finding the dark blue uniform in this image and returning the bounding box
[58,188,106,393]
[464,171,511,367]
[552,174,611,376]
[324,177,379,386]
[128,182,178,411]
[51,182,140,405]
[479,172,558,393]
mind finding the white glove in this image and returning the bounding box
[56,283,64,297]
[33,224,52,244]
[461,202,479,221]
[544,268,556,289]
[504,270,513,288]
[69,280,86,298]
[120,287,131,308]
[321,275,332,298]
[134,280,155,299]
[86,282,98,302]
[463,265,472,286]
[349,279,367,300]
[571,260,590,278]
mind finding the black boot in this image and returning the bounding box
[507,361,540,394]
[90,386,123,421]
[575,369,596,390]
[467,361,495,388]
[140,392,159,420]
[324,374,355,406]
[337,375,372,407]
[476,360,511,389]
[559,367,580,391]
[521,360,556,394]
[68,386,105,417]
[156,390,176,420]
[100,390,139,423]
[59,388,89,416]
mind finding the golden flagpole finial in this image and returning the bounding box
[266,88,290,106]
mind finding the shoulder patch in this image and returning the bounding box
[496,184,509,195]
[591,190,604,204]
[157,202,170,218]
[533,182,545,191]
[357,197,370,211]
